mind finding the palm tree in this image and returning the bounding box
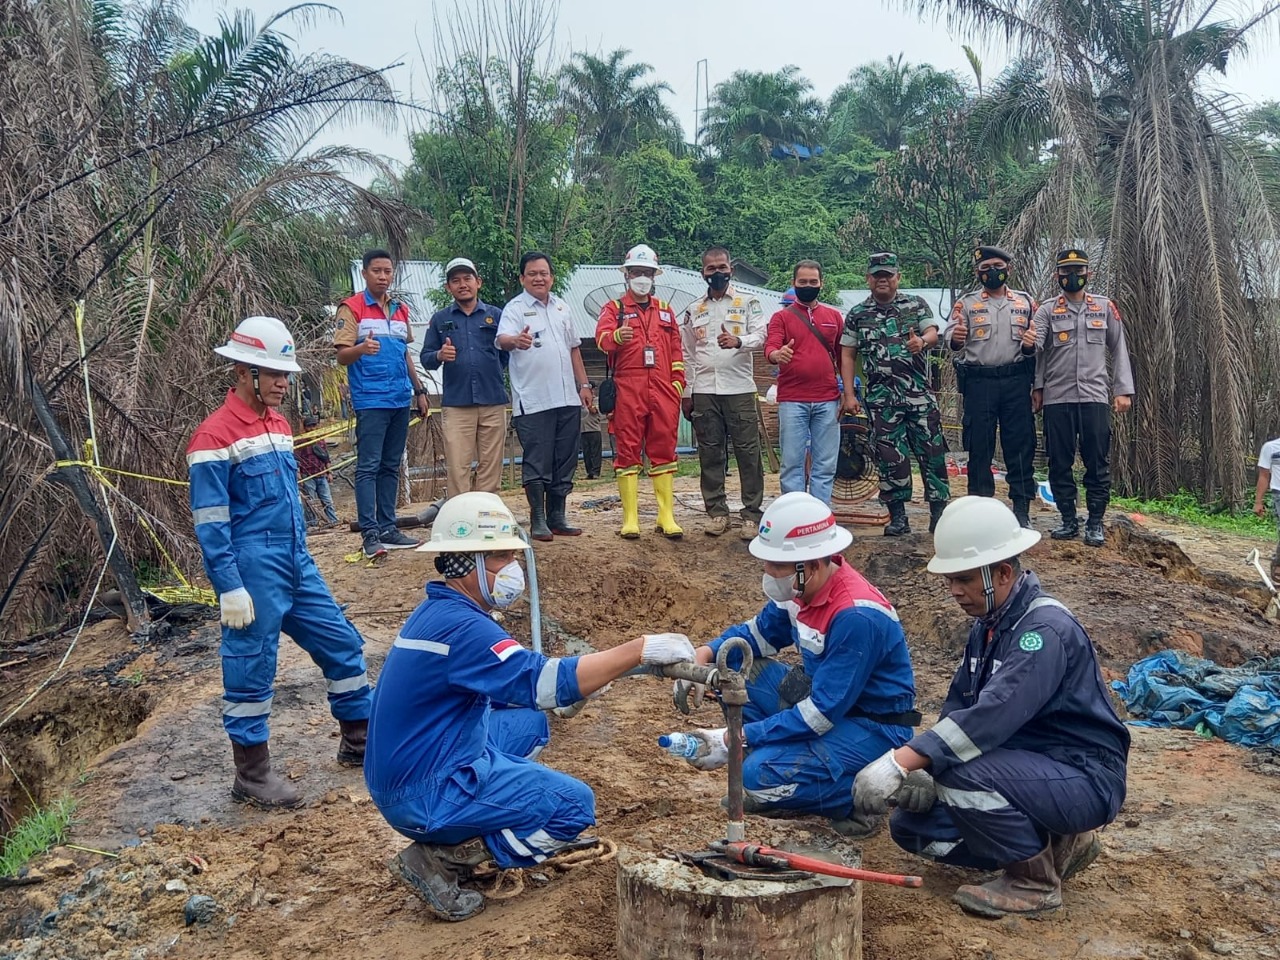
[700,66,825,167]
[916,0,1280,502]
[562,48,680,176]
[828,55,965,151]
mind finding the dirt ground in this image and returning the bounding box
[3,474,1280,960]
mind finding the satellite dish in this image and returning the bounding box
[583,284,701,319]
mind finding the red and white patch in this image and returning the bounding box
[490,638,521,662]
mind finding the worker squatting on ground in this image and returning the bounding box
[854,496,1130,918]
[364,492,698,922]
[672,492,918,838]
[595,244,687,539]
[186,317,372,810]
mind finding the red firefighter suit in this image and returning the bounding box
[595,293,686,537]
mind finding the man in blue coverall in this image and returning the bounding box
[671,491,918,838]
[854,495,1130,917]
[364,491,698,922]
[187,317,372,809]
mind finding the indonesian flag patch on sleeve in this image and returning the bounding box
[490,638,521,662]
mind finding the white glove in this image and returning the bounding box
[641,633,696,667]
[673,679,706,714]
[552,683,612,719]
[896,769,937,814]
[689,728,729,772]
[853,749,907,816]
[219,588,255,630]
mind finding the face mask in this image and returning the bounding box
[628,276,654,297]
[761,572,799,604]
[706,271,731,292]
[479,558,526,609]
[978,267,1008,291]
[794,286,820,304]
[1058,273,1087,294]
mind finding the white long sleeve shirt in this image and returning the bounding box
[679,286,765,397]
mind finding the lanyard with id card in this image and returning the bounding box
[643,344,657,367]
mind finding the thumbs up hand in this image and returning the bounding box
[360,330,381,355]
[906,330,925,354]
[439,337,457,362]
[1020,317,1037,349]
[951,312,968,347]
[716,323,740,350]
[771,338,796,365]
[515,325,534,350]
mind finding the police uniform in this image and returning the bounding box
[187,390,372,747]
[681,286,766,527]
[708,558,916,817]
[944,247,1038,512]
[1032,249,1135,536]
[841,256,949,512]
[889,572,1129,869]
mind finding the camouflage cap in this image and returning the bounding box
[1056,248,1090,268]
[867,252,900,275]
[974,245,1012,265]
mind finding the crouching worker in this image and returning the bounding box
[187,317,372,810]
[853,496,1130,918]
[364,492,697,922]
[673,492,917,838]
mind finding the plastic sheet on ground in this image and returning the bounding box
[1111,650,1280,748]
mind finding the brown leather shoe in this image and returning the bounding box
[704,515,730,537]
[739,518,758,541]
[1052,830,1101,881]
[390,841,488,922]
[953,845,1062,918]
[336,719,368,767]
[231,741,303,810]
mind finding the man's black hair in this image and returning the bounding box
[362,248,393,270]
[519,251,553,275]
[702,245,732,264]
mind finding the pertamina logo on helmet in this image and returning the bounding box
[230,332,266,349]
[790,516,836,539]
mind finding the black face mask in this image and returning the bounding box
[706,271,731,292]
[978,267,1008,291]
[794,286,821,304]
[1058,273,1087,294]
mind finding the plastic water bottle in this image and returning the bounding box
[658,732,709,760]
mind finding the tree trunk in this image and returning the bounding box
[616,848,861,960]
[27,374,150,636]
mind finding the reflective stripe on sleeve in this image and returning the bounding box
[932,716,983,762]
[193,505,231,525]
[535,659,561,710]
[796,696,834,735]
[326,673,369,694]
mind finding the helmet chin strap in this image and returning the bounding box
[980,564,996,615]
[793,561,806,598]
[249,365,264,405]
[475,552,497,608]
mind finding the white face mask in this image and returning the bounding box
[479,558,526,609]
[761,572,799,604]
[628,276,654,297]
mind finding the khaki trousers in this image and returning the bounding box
[442,404,508,495]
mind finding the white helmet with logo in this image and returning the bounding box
[622,243,663,274]
[214,316,301,373]
[416,492,528,553]
[749,492,852,562]
[927,496,1041,575]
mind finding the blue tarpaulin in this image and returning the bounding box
[1111,650,1280,748]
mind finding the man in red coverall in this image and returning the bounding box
[595,243,687,539]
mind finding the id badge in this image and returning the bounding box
[643,345,657,368]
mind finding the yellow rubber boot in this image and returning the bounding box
[618,473,641,539]
[652,472,684,539]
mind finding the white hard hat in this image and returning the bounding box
[749,492,852,563]
[927,496,1042,574]
[416,492,528,553]
[622,243,663,274]
[214,316,301,373]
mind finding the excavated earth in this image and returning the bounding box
[2,475,1279,960]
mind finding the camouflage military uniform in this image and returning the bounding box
[840,293,950,504]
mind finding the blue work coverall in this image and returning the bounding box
[186,389,372,745]
[709,557,916,817]
[889,572,1130,867]
[365,583,594,869]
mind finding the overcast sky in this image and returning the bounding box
[190,0,1279,167]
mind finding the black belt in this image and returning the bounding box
[959,361,1031,381]
[847,706,923,727]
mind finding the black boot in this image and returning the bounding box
[231,741,303,809]
[546,491,581,536]
[1012,499,1033,529]
[390,839,490,922]
[1083,516,1105,547]
[884,500,910,537]
[928,500,947,534]
[1050,506,1079,541]
[336,719,367,767]
[525,481,553,542]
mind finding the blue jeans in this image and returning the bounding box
[778,400,840,504]
[354,406,410,535]
[301,475,338,525]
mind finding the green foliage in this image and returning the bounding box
[700,67,825,167]
[828,55,966,152]
[1110,492,1276,539]
[0,796,77,878]
[592,146,707,268]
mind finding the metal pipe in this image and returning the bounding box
[716,638,753,844]
[521,529,542,655]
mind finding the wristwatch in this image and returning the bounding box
[413,387,428,397]
[578,382,593,391]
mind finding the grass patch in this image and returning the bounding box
[1111,491,1276,539]
[0,795,77,877]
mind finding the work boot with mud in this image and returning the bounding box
[953,845,1062,918]
[1050,507,1079,540]
[829,811,884,839]
[231,741,303,810]
[1012,499,1033,529]
[1052,831,1102,881]
[883,500,910,537]
[1083,516,1105,547]
[928,499,947,533]
[704,514,730,537]
[390,840,489,922]
[336,718,368,767]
